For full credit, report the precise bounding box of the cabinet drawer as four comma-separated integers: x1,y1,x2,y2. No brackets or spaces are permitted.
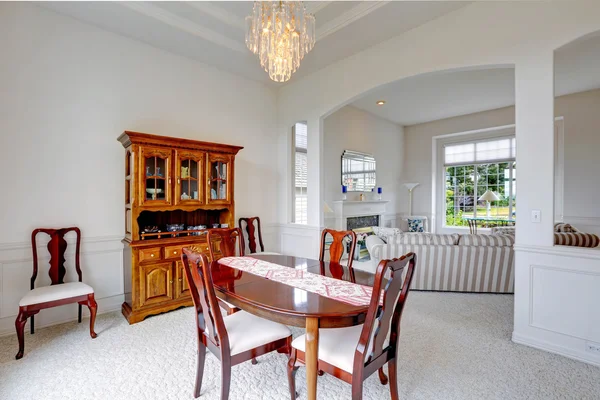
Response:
164,245,184,260
139,247,162,263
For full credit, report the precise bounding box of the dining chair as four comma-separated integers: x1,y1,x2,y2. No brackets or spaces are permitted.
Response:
238,216,280,255
287,253,417,400
207,228,245,316
15,227,98,360
181,248,295,400
319,228,358,269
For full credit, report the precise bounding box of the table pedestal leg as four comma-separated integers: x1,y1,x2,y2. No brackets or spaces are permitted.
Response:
306,317,319,400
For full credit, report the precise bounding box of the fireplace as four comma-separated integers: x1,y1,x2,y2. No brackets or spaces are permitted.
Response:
347,215,379,230
331,200,388,230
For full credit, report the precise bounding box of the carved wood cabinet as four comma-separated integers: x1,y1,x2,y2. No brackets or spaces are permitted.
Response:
118,131,243,324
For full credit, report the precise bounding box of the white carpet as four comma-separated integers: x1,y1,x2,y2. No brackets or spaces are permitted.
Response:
1,292,598,400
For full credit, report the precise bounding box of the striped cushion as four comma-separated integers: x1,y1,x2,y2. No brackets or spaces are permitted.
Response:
554,223,579,233
430,234,460,245
389,233,459,246
554,232,600,247
459,234,515,247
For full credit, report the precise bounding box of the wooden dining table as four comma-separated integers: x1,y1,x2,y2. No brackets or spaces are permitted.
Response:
210,254,375,400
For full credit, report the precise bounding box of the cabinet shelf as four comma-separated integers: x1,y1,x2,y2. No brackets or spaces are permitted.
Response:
146,175,166,179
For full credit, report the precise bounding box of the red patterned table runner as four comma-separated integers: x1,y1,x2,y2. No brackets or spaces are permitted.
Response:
218,256,377,307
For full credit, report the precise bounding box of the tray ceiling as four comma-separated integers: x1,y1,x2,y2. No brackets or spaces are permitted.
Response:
37,1,469,86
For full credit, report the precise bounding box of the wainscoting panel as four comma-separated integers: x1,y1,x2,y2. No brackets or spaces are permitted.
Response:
530,265,600,341
513,245,600,367
277,224,322,259
0,235,125,337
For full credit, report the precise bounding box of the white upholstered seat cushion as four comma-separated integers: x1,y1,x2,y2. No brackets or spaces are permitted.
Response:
223,310,292,355
292,325,363,373
19,282,94,307
292,324,390,373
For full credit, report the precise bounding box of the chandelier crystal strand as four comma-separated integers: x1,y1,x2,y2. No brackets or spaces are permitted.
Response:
245,1,316,83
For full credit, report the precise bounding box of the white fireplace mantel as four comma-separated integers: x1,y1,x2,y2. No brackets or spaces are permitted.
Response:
332,200,388,230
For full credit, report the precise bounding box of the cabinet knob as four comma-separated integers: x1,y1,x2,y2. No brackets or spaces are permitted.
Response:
173,251,177,255
178,278,182,282
169,280,173,284
151,254,155,257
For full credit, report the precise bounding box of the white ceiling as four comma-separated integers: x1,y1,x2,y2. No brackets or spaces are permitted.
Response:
352,31,600,126
37,1,469,86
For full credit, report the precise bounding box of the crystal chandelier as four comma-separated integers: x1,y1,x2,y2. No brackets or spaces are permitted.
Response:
245,1,316,83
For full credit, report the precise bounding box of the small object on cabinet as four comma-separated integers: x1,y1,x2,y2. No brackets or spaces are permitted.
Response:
146,166,152,176
156,167,162,177
193,190,198,199
221,223,229,228
211,188,217,199
146,188,163,200
212,223,220,228
181,166,189,179
181,192,190,200
359,193,365,201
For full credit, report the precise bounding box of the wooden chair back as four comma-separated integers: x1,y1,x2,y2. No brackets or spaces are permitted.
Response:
238,217,264,253
31,227,82,289
181,248,229,351
355,253,416,371
319,229,357,266
207,228,245,259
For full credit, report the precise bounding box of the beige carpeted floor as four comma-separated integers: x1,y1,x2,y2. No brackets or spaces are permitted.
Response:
1,292,598,400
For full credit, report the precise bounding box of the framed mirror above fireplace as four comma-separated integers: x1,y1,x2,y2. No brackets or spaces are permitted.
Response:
341,150,376,192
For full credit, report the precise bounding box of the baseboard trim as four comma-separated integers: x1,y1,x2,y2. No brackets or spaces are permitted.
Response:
512,331,600,367
0,293,124,337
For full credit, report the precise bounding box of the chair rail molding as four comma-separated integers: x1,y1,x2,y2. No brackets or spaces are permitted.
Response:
0,235,125,337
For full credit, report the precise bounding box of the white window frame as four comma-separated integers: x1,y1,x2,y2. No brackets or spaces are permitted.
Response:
291,122,308,224
432,125,516,233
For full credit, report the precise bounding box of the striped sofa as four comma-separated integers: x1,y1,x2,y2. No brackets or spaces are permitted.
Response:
368,233,515,293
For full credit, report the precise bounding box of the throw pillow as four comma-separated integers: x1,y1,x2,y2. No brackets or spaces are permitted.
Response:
371,226,402,243
407,218,425,233
554,223,579,233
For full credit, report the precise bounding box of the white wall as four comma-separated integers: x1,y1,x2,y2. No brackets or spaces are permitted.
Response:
276,1,600,366
402,88,600,235
0,3,278,335
323,106,404,227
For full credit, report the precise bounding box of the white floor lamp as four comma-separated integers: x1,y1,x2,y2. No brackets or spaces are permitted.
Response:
403,183,420,216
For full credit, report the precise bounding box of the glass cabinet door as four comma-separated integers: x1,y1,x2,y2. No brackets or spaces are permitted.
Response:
175,150,204,205
140,147,171,205
207,154,231,204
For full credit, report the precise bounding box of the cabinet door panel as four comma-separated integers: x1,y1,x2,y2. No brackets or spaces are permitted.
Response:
206,153,232,204
175,261,191,299
139,262,173,307
140,146,172,206
175,150,205,206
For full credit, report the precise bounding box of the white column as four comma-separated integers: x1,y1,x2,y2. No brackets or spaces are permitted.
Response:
306,115,323,227
514,52,555,247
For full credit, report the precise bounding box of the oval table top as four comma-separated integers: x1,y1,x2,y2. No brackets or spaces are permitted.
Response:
210,254,376,328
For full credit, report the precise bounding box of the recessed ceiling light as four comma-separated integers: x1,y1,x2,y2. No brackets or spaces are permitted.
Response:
376,100,386,105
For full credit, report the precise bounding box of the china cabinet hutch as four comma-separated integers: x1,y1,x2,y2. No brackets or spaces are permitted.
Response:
117,131,243,324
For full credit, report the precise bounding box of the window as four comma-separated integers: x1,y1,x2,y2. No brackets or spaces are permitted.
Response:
444,137,516,227
292,122,308,224
341,150,376,192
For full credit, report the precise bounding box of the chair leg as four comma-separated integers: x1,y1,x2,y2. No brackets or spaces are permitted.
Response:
80,294,98,339
78,304,82,323
378,367,389,385
194,342,207,398
251,357,258,365
15,308,28,360
388,360,399,400
30,314,35,335
287,349,299,400
220,359,232,400
351,380,363,400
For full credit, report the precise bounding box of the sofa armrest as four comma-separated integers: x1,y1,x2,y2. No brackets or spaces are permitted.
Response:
366,235,385,260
